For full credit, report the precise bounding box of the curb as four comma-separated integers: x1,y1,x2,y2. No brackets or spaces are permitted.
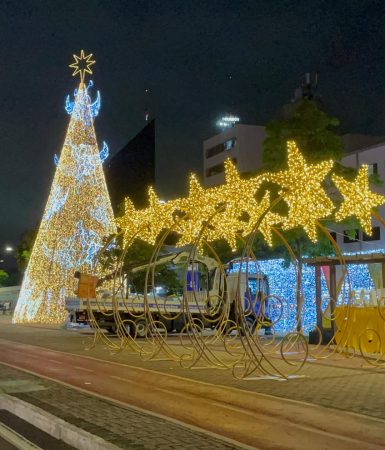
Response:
0,394,120,450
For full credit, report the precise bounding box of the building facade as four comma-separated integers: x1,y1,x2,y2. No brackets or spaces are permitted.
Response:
203,124,266,187
105,119,155,210
336,141,385,253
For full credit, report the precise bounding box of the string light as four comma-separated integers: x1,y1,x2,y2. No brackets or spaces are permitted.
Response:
14,57,385,328
228,258,374,334
268,141,334,242
332,165,385,235
116,141,384,256
13,52,116,324
176,174,221,247
69,49,96,84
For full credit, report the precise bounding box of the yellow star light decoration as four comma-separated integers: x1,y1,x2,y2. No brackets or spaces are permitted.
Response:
244,191,283,247
115,197,142,246
332,165,385,235
138,187,180,244
69,50,96,83
116,140,385,255
176,175,220,247
116,188,179,246
205,160,263,250
269,141,334,242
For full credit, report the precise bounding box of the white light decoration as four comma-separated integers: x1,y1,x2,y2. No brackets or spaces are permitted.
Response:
216,115,240,129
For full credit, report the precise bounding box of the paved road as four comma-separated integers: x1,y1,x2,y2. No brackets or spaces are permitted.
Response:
1,338,385,450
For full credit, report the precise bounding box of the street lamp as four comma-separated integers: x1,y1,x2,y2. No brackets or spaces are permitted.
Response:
5,246,13,253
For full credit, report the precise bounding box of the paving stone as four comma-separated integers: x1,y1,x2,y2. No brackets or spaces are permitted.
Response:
0,365,241,449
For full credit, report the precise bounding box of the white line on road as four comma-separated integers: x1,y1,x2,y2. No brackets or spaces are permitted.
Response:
73,366,94,373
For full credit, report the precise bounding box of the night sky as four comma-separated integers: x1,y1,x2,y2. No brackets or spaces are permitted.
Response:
2,0,385,253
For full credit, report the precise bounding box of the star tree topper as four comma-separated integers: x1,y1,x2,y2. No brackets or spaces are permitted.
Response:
332,165,385,235
69,50,96,84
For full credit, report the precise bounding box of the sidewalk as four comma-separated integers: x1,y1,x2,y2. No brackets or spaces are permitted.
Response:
0,363,245,450
1,319,385,422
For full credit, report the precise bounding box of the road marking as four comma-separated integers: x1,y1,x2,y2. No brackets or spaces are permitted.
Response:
109,375,135,383
48,359,62,365
73,366,93,373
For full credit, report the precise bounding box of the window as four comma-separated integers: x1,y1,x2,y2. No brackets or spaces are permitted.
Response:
224,138,236,151
206,138,236,159
343,229,359,243
363,226,380,241
329,231,337,242
206,158,237,177
368,163,378,175
206,163,225,177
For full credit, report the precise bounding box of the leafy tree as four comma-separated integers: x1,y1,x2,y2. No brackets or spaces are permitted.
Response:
0,269,9,287
15,228,38,272
263,99,343,170
99,232,182,296
262,99,344,330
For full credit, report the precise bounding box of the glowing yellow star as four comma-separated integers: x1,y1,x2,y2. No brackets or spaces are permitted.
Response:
205,206,246,251
270,141,334,242
138,187,179,244
176,175,220,247
332,165,385,235
204,159,263,250
115,198,141,246
69,50,96,83
218,159,262,211
244,191,283,247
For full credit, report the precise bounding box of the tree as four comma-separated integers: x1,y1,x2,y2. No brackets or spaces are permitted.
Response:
263,99,343,170
0,270,9,287
262,99,343,330
15,227,38,272
13,52,116,324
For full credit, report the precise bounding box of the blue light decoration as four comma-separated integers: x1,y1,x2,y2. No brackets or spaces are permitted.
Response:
44,186,69,222
90,90,101,118
54,154,60,166
43,221,103,270
99,141,109,163
90,198,110,228
65,85,100,128
228,257,376,334
65,94,75,115
71,143,98,182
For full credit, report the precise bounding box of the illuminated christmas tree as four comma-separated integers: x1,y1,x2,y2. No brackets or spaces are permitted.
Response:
13,51,116,324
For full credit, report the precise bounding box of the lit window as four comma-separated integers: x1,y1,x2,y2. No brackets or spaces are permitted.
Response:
224,138,236,151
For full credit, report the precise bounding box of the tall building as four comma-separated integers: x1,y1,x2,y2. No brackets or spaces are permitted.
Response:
203,124,266,187
106,119,155,210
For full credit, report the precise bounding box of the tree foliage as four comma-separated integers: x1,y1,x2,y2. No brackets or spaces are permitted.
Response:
263,99,343,171
15,228,38,272
0,269,9,287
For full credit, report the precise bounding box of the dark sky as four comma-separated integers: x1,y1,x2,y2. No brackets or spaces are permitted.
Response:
2,0,385,252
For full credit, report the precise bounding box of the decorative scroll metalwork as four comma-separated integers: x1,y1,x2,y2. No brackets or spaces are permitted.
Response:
82,141,385,378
